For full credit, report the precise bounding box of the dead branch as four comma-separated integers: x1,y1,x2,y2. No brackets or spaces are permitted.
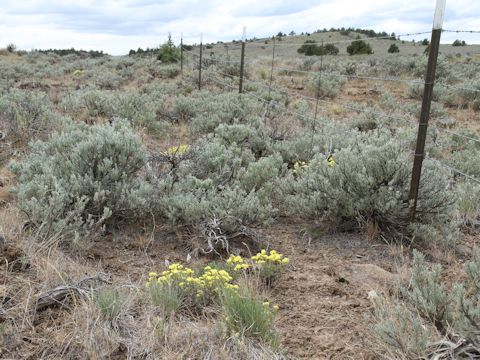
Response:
35,272,112,312
427,338,480,359
193,216,259,256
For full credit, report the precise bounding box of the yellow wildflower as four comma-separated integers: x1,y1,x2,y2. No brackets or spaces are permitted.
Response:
165,144,190,156
327,155,335,167
234,263,249,271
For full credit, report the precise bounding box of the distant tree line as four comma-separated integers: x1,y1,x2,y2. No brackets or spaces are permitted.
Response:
314,27,396,39
35,48,106,58
128,47,158,56
128,45,193,57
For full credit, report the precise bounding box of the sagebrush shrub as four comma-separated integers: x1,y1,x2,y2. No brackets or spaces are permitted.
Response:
370,250,480,357
189,93,263,135
0,89,52,141
11,119,152,239
458,79,480,110
309,73,346,98
281,130,459,245
151,133,277,252
370,298,434,359
450,147,480,178
94,70,122,90
455,181,480,228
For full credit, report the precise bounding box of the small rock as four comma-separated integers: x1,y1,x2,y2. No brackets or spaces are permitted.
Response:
339,263,399,291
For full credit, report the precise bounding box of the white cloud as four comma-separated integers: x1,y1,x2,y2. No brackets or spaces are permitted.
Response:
0,0,478,55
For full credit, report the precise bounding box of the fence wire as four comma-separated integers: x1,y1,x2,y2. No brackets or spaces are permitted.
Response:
183,28,480,190
429,158,480,185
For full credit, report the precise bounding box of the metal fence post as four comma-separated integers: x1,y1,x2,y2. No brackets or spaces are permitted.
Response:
268,36,276,98
198,33,203,91
313,40,324,130
180,33,183,76
409,0,446,221
239,26,246,93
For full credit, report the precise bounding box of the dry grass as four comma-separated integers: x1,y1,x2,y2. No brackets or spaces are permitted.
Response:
1,203,285,359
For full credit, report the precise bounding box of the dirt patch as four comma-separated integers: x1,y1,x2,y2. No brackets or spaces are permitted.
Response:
259,225,406,359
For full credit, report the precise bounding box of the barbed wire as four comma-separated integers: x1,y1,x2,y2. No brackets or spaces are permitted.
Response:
186,51,246,65
442,29,480,34
272,66,424,84
200,63,480,192
185,50,480,99
186,30,480,152
429,158,480,185
435,82,480,94
438,129,480,145
208,66,418,127
206,73,418,157
212,64,419,122
209,74,321,125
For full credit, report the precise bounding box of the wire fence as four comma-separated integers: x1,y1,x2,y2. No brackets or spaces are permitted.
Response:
181,25,480,195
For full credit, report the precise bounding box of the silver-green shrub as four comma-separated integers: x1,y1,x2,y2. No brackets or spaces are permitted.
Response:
189,93,263,135
309,73,346,99
370,250,480,358
281,129,458,245
151,134,278,253
0,89,53,141
455,181,480,228
61,89,168,133
450,148,480,178
458,79,480,110
10,119,152,239
369,298,435,359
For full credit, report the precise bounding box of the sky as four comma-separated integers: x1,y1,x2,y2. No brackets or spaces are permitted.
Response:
1,0,479,55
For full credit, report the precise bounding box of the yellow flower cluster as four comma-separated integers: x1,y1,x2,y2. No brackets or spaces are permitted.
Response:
327,155,335,167
145,264,194,288
293,160,308,174
262,301,280,311
165,144,189,156
146,263,238,297
198,266,239,291
252,249,289,265
226,255,249,271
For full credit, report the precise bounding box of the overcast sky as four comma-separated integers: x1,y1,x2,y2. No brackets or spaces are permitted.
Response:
1,0,479,55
